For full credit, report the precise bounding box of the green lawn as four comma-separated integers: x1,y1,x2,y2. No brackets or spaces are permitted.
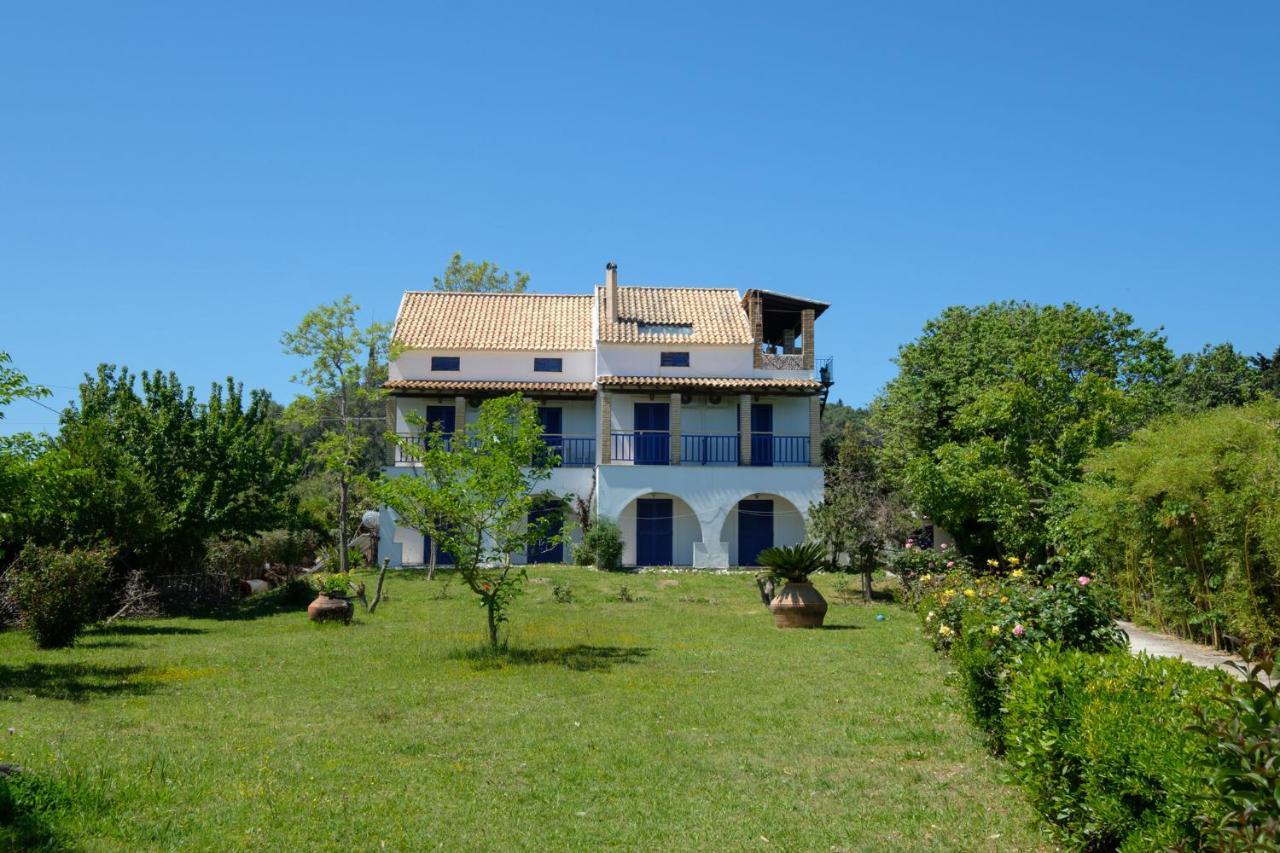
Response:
1,567,1047,851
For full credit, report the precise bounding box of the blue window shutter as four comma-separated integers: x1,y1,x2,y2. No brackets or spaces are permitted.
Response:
660,351,690,367
533,357,563,372
431,356,460,371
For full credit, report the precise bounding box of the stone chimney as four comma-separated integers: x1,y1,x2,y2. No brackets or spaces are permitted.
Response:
605,261,618,322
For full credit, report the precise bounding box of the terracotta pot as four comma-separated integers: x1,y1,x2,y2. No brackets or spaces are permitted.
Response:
307,594,353,624
769,581,828,629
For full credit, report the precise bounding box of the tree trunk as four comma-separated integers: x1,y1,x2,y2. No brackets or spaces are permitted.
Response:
338,470,350,574
486,600,499,647
862,568,874,602
428,538,438,581
369,558,389,613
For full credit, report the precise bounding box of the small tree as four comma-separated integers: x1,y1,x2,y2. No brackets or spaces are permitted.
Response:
378,395,560,646
433,252,529,293
282,297,390,573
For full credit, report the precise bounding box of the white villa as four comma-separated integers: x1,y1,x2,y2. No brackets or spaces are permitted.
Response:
377,263,833,568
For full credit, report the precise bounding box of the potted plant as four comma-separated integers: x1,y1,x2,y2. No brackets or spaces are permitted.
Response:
759,543,829,628
307,572,354,624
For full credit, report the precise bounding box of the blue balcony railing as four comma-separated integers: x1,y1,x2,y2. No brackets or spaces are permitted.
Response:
751,435,810,466
396,433,595,467
681,434,738,465
611,431,670,465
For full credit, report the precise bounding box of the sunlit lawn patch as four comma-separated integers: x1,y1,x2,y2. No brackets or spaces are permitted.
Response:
0,567,1047,850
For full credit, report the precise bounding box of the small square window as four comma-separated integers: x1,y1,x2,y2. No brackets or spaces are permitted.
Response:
533,357,563,373
660,351,690,367
431,356,460,372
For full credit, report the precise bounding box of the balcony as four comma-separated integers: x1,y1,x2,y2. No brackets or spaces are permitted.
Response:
610,432,810,466
393,433,595,467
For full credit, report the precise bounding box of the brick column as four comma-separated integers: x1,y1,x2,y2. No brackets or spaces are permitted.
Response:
453,396,467,438
599,393,612,464
384,396,397,465
801,309,815,371
751,295,764,368
669,392,682,464
738,393,753,465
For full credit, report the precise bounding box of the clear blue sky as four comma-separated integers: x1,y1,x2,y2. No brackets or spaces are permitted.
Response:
2,2,1277,433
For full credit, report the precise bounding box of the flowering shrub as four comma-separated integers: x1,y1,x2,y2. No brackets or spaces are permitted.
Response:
892,541,971,606
916,565,1126,744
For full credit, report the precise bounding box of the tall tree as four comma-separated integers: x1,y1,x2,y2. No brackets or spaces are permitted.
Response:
1254,346,1280,398
433,252,530,293
0,350,48,421
874,302,1176,561
1172,343,1260,411
281,297,391,572
379,395,559,647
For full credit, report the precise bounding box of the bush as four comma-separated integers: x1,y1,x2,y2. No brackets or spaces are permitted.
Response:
572,537,595,566
1194,653,1280,849
1004,649,1225,850
892,543,971,606
7,544,112,648
203,530,320,579
581,519,623,571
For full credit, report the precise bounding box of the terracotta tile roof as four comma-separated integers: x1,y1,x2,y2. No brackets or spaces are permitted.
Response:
384,379,595,394
394,292,594,351
597,286,754,345
597,376,821,393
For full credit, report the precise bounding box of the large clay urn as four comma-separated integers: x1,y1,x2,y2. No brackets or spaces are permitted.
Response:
770,581,828,629
307,594,353,624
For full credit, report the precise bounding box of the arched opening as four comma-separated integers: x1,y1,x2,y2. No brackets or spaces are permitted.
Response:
718,493,806,567
616,492,699,567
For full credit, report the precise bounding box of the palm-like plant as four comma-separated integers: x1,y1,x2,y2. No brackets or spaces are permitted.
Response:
758,542,827,583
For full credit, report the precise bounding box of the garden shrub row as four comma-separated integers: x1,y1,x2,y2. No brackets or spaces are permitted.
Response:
907,555,1280,850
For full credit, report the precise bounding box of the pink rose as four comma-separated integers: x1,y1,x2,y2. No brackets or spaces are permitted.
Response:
946,560,955,568
940,543,949,550
1077,576,1091,586
1012,623,1025,637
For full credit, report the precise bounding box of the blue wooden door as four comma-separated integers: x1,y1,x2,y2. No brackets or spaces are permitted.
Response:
636,498,673,565
425,404,456,433
526,500,564,564
537,406,563,465
738,499,774,565
750,404,773,466
634,403,670,465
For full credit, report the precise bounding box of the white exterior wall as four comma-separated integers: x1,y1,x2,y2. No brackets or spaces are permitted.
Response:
394,397,594,438
596,343,812,381
596,464,822,567
391,349,594,382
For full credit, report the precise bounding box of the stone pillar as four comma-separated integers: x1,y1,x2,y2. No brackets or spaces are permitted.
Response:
599,393,612,464
669,392,682,464
751,294,764,368
738,393,753,465
801,309,815,370
453,396,467,438
809,395,822,467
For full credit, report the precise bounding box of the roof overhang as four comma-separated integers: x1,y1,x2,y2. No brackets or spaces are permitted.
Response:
383,379,595,399
596,375,821,395
741,289,830,319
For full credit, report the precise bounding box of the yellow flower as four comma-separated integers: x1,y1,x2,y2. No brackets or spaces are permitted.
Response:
1008,556,1021,566
1000,596,1009,604
1010,569,1024,579
921,574,932,583
986,559,999,568
938,625,954,637
964,588,976,599
925,611,936,622
990,625,1001,635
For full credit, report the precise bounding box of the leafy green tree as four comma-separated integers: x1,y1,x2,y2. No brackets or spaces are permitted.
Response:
432,252,529,293
0,350,48,420
818,400,865,464
874,302,1176,561
378,395,560,646
813,417,910,600
1172,343,1260,411
49,366,301,572
1254,346,1280,398
282,297,391,573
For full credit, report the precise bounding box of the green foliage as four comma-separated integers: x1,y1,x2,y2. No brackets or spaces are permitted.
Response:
580,518,623,571
202,530,320,579
1053,399,1280,649
1254,346,1280,398
1173,343,1261,412
281,296,391,573
551,582,574,604
7,543,113,648
1194,652,1280,850
916,565,1126,744
875,301,1176,561
890,543,970,606
757,542,827,583
0,350,49,421
378,395,560,645
2,368,299,583
432,252,529,293
311,572,353,598
1004,650,1224,851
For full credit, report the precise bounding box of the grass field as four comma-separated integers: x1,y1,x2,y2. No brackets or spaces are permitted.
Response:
1,567,1047,850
